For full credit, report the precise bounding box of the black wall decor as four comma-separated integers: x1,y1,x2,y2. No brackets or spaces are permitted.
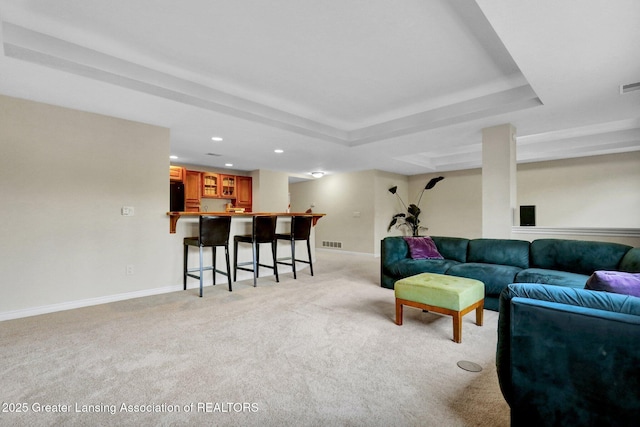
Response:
520,205,536,226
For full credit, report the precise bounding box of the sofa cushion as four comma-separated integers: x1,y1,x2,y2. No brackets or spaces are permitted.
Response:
530,239,632,275
467,239,530,269
619,247,640,273
387,258,461,277
515,268,588,289
430,236,469,262
446,262,522,296
403,236,443,259
585,270,640,297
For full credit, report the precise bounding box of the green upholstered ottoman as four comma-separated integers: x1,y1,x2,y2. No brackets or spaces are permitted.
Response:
394,273,484,343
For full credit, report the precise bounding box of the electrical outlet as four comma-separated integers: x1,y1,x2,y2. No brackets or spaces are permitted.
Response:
126,265,135,276
121,206,135,216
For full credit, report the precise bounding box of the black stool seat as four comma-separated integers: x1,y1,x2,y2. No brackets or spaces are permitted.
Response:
234,215,279,286
184,215,232,297
276,215,314,279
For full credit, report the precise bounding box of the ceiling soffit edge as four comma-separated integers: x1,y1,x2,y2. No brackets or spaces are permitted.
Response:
517,118,640,145
347,86,542,146
392,121,640,172
1,22,348,144
3,21,543,148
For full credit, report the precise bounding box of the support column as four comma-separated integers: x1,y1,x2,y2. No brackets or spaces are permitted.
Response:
482,124,517,238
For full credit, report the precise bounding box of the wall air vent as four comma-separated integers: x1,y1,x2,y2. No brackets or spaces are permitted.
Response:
322,241,342,249
620,81,640,94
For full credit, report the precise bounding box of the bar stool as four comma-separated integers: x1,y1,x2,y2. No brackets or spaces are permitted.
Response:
184,215,232,297
234,215,279,286
276,215,314,279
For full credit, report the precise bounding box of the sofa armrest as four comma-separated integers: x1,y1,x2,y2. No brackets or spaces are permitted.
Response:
381,237,409,267
497,283,640,425
498,282,640,315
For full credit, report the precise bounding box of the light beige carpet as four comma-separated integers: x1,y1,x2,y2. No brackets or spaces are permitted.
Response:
0,251,509,426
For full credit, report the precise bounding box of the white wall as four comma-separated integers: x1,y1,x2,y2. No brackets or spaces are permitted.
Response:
0,95,319,320
0,95,176,315
289,171,373,253
252,169,289,212
409,169,483,239
517,153,640,228
290,170,407,255
375,171,410,249
3,94,637,318
291,170,376,253
409,151,640,246
290,151,640,255
513,153,640,246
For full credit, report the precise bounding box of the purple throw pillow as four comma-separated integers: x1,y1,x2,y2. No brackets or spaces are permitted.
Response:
403,237,444,260
585,270,640,297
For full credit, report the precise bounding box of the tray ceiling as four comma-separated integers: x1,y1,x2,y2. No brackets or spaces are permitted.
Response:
1,0,638,177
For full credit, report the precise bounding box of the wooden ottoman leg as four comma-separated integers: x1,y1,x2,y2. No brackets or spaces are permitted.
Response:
476,300,484,326
395,299,403,326
452,311,462,343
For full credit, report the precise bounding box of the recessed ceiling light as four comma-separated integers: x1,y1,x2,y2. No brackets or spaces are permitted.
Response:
225,163,233,167
274,149,284,153
169,155,178,160
310,171,325,178
211,136,223,141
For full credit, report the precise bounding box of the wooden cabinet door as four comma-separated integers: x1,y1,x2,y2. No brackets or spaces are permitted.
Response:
220,174,236,198
185,170,201,212
201,173,219,198
236,176,252,211
169,166,184,182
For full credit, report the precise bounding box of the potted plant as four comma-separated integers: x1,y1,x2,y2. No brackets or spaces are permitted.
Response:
387,176,444,237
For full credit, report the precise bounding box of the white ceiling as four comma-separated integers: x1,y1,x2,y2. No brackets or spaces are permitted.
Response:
1,0,639,181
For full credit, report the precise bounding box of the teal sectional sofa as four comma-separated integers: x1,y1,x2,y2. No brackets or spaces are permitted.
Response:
380,236,640,311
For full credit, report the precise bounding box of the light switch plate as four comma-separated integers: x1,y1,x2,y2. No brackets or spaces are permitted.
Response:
121,206,135,216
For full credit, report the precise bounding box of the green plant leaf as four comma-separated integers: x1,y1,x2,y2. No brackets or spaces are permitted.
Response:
407,204,421,217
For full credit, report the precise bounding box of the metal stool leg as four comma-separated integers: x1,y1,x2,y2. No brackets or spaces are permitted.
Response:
183,244,188,289
212,246,217,286
198,245,204,298
307,238,314,276
225,244,232,291
272,241,279,282
233,240,238,282
252,241,258,286
290,238,297,279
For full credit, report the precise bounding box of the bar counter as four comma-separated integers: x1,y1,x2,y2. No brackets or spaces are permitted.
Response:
166,211,325,234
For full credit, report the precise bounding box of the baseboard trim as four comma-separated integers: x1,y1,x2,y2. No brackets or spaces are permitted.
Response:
0,285,182,322
0,255,357,322
316,248,375,257
1,265,304,322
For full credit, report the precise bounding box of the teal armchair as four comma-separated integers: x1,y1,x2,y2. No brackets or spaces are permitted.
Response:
497,283,640,426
